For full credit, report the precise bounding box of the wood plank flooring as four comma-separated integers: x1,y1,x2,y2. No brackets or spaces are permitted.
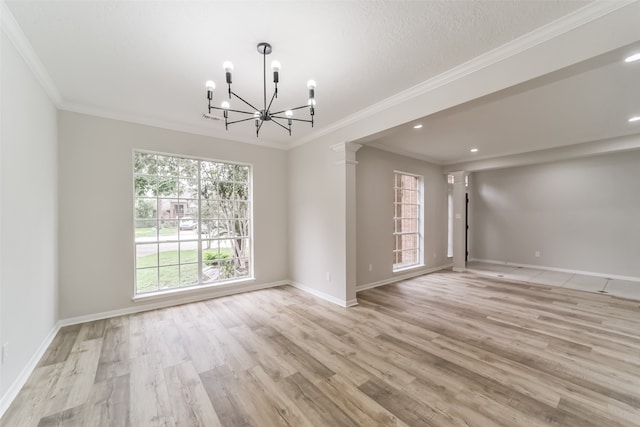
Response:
2,270,640,426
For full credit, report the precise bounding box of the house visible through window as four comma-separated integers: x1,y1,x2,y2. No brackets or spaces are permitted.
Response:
133,151,252,295
393,171,423,271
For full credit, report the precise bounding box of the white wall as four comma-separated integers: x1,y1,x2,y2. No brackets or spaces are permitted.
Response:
57,111,288,319
0,32,58,397
288,138,349,304
356,146,450,287
470,149,640,278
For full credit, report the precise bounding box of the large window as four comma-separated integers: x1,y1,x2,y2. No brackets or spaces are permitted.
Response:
393,171,423,271
133,151,252,295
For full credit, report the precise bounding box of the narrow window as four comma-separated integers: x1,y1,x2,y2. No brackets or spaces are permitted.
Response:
393,171,423,271
133,151,252,295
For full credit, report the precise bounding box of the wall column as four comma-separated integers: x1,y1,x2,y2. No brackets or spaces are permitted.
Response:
451,171,467,272
331,141,362,306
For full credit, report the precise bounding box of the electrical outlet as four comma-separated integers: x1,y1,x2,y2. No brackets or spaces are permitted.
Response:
2,343,8,364
369,264,373,272
325,272,331,281
535,251,541,258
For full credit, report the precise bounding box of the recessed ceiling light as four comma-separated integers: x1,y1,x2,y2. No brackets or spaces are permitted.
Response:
629,116,640,122
624,53,640,63
470,148,479,153
413,124,423,129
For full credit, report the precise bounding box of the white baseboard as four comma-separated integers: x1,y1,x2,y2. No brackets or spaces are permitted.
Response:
288,281,355,307
0,323,61,418
469,258,640,283
356,263,453,292
59,280,288,327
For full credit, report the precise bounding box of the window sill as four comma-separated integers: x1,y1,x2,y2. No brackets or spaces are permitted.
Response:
393,264,425,274
132,277,256,302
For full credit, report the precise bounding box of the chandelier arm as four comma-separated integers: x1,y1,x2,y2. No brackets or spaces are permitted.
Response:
270,105,310,116
230,90,261,113
266,90,278,116
209,106,256,116
270,118,290,132
226,116,259,126
272,116,313,124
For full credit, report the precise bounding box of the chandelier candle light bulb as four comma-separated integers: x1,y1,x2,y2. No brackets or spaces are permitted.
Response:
221,101,230,118
223,61,234,85
204,42,316,137
271,60,281,84
307,79,316,99
206,81,215,100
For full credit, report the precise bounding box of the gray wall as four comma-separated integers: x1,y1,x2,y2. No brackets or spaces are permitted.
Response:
356,146,450,287
1,33,58,398
288,138,348,303
470,149,640,277
57,111,289,319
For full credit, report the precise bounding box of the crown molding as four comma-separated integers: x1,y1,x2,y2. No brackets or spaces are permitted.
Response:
59,101,289,151
3,0,634,155
0,0,62,105
330,142,362,153
0,0,290,150
289,0,636,149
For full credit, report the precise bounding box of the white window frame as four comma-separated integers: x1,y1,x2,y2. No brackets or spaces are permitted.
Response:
393,171,424,272
132,150,254,298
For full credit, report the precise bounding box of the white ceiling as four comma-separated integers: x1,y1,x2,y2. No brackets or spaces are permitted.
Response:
4,0,640,165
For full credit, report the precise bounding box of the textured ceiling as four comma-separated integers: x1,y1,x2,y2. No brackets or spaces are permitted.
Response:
5,0,593,149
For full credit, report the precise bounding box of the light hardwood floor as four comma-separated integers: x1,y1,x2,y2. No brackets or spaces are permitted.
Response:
2,271,640,426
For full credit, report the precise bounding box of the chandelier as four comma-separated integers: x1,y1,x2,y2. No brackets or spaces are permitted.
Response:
205,42,316,137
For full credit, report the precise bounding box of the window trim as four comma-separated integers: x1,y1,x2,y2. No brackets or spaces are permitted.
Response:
131,277,257,302
392,170,424,272
132,149,255,298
